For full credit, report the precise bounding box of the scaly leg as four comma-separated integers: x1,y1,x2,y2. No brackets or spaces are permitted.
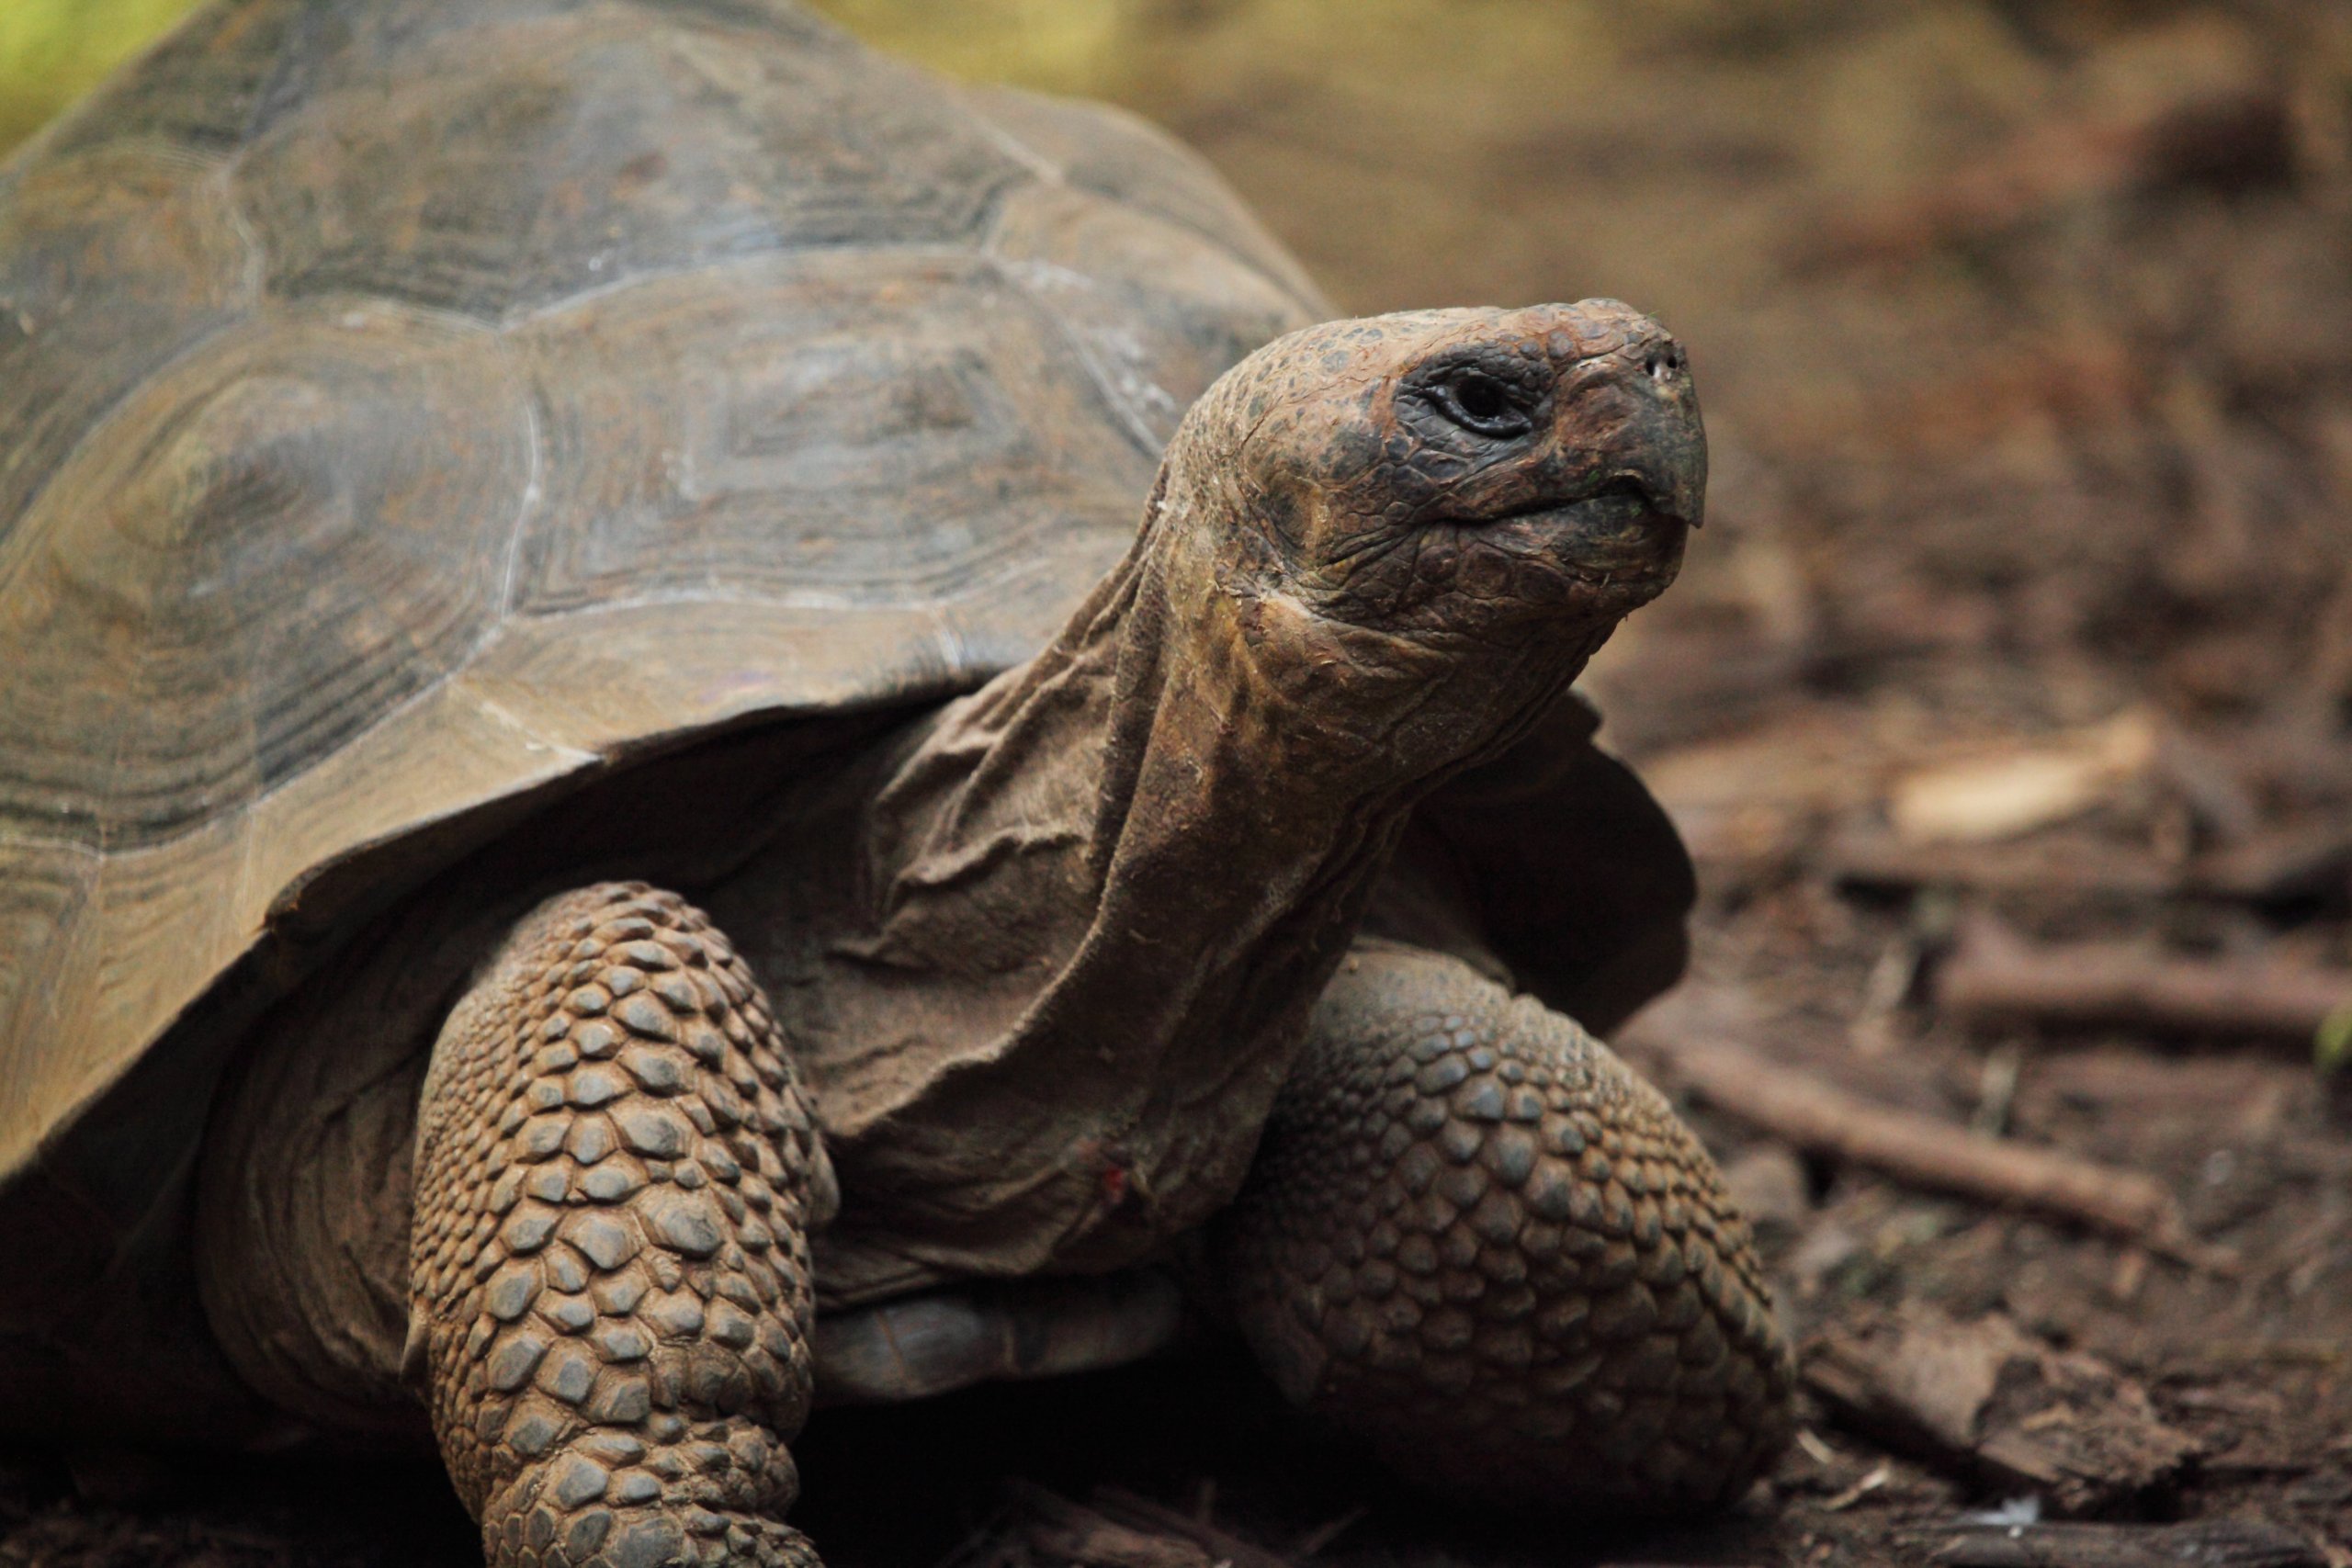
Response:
1216,942,1792,1510
409,884,838,1568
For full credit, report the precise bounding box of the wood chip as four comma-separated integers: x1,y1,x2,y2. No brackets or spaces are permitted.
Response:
1804,1303,2201,1515
1887,712,2156,845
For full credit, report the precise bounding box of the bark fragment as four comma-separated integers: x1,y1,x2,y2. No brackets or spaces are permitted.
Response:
1804,1303,2200,1515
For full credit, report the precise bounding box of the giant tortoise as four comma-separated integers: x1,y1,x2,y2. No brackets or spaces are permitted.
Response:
0,0,1792,1562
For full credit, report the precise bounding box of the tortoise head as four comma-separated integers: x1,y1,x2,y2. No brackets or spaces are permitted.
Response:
1150,299,1702,774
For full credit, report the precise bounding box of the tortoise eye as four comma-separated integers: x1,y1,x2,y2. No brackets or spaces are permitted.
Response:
1427,369,1533,438
1454,375,1508,421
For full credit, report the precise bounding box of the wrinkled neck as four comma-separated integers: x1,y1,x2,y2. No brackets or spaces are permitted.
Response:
789,472,1606,1298
866,470,1510,1038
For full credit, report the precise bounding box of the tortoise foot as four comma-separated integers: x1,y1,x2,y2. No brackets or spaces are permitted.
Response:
1215,942,1792,1511
410,885,837,1568
479,1415,820,1568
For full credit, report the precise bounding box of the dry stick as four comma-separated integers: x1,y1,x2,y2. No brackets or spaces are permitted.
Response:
1289,1508,1366,1560
1937,919,2352,1043
1636,1033,2234,1271
1823,822,2352,906
1092,1486,1298,1568
1008,1483,1217,1568
1826,828,2180,900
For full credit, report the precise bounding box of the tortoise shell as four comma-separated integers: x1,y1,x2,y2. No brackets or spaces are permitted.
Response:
0,0,1323,1184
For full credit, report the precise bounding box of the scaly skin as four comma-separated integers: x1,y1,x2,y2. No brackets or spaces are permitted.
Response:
1216,943,1792,1509
410,885,836,1568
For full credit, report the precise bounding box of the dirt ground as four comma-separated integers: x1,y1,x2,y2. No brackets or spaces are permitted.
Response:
6,2,2351,1566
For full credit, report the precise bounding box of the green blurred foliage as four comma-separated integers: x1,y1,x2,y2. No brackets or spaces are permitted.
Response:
0,0,208,152
811,0,1128,94
0,0,1133,156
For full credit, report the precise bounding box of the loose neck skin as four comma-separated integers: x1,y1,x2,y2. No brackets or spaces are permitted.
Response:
736,299,1699,1303
755,441,1611,1303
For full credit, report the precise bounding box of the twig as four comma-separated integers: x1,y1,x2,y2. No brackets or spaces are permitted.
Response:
938,1507,1032,1568
1935,917,2352,1043
2189,1339,2346,1369
1825,828,2177,900
1823,823,2352,907
1289,1509,1364,1560
1007,1483,1215,1568
1092,1487,1296,1568
2194,822,2352,905
1634,1032,2232,1270
1821,1462,1892,1512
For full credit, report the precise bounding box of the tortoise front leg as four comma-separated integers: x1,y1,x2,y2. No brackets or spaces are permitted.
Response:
1214,943,1792,1510
410,884,837,1568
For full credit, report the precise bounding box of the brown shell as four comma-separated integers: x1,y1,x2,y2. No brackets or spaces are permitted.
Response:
0,0,1324,1179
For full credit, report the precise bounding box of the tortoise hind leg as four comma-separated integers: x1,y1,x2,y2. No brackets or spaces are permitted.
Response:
1213,942,1792,1511
410,884,836,1568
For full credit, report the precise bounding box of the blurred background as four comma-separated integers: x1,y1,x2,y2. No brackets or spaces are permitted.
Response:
6,4,2352,1564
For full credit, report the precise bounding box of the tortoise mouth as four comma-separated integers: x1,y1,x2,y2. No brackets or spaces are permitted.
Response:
1453,480,1690,594
1300,478,1690,633
1472,476,1689,534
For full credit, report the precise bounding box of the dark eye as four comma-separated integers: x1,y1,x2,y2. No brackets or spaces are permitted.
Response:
1428,369,1532,437
1456,375,1509,420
